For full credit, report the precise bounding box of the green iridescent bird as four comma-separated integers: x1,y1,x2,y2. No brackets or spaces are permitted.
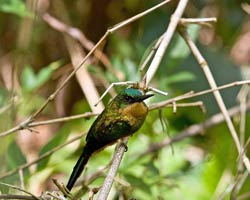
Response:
66,88,153,191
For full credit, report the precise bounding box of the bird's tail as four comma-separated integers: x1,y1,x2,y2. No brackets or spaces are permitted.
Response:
66,148,91,191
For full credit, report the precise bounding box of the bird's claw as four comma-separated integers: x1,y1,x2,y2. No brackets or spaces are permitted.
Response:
121,142,128,152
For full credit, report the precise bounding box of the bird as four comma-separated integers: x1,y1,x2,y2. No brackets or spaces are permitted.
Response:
66,88,153,191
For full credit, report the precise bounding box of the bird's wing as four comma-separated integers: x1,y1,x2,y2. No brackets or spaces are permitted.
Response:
85,119,131,153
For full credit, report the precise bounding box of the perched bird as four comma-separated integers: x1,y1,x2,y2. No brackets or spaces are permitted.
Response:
66,88,153,191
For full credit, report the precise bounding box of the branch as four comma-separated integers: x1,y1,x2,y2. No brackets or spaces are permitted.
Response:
96,89,250,199
107,0,171,33
140,101,250,157
28,112,97,127
2,78,250,181
96,138,128,200
1,79,250,139
0,0,170,139
94,81,250,199
42,13,120,79
179,26,250,172
0,194,38,200
143,0,189,86
0,133,85,179
0,182,40,200
179,17,217,27
237,86,250,171
149,80,250,110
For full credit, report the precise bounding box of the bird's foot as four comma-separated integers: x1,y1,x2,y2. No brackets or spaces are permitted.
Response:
120,142,128,152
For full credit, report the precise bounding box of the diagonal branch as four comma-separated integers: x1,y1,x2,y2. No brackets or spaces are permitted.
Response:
0,133,85,180
142,0,189,86
0,0,170,138
179,26,250,172
139,101,250,157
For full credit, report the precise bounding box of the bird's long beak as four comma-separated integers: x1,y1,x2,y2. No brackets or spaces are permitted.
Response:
135,93,154,102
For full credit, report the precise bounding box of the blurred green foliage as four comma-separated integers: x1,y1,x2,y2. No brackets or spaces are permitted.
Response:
0,0,33,18
21,60,62,92
0,0,249,199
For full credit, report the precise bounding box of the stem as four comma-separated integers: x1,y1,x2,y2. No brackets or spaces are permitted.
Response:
179,27,250,172
96,138,128,200
143,0,189,86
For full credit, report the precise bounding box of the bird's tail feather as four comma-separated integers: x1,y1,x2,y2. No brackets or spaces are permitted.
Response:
66,149,91,191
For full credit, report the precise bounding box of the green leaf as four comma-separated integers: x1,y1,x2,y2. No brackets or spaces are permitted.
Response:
35,60,61,89
144,162,160,177
17,93,44,116
7,141,27,170
21,60,61,91
21,66,37,91
37,124,70,171
166,71,196,84
1,141,27,193
0,0,33,18
125,173,152,195
124,58,140,81
0,88,9,107
169,25,200,59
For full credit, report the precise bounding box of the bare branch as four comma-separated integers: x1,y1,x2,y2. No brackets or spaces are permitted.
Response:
1,80,250,138
0,133,85,179
179,26,250,172
96,138,128,200
179,17,217,27
143,0,189,86
0,0,171,139
0,182,40,200
149,80,250,110
0,194,38,200
140,101,250,157
108,0,171,33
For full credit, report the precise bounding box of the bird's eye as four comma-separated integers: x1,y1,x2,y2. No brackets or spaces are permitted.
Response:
124,95,132,103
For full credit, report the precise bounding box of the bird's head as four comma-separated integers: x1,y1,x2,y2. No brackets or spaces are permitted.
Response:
115,88,153,106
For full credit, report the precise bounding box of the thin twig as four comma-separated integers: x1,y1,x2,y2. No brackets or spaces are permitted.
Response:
0,95,18,115
0,182,40,200
143,0,189,86
1,82,249,191
42,13,119,78
108,0,171,33
28,112,97,127
149,80,250,110
0,133,85,179
237,192,250,200
0,0,170,139
0,30,107,138
139,34,164,72
179,26,250,172
215,170,234,200
231,170,249,199
237,85,250,171
179,17,217,27
3,84,248,179
1,80,250,138
72,167,107,199
52,179,68,198
139,101,250,157
18,168,25,191
0,113,96,137
53,0,104,113
241,3,250,15
44,192,62,200
95,81,250,198
0,194,38,200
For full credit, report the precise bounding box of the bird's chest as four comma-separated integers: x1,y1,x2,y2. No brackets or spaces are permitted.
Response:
119,102,148,131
